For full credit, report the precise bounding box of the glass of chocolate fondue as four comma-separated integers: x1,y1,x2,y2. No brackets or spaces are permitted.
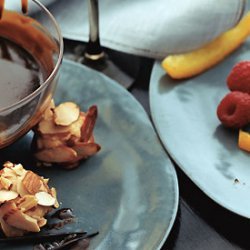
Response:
0,0,63,148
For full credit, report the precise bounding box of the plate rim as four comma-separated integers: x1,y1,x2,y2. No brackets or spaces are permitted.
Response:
61,59,180,249
149,60,250,219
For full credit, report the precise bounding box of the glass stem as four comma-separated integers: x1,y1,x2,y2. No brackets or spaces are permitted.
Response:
84,0,105,60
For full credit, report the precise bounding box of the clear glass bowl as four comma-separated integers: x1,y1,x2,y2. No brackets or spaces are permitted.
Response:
0,0,63,148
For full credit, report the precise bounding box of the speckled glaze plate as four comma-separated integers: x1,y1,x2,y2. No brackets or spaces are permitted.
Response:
149,42,250,218
0,59,179,249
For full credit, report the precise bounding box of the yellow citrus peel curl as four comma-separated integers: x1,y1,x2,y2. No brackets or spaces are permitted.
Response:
162,12,250,79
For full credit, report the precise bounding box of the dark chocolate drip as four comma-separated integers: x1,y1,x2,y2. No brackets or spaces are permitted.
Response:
33,208,97,250
33,233,94,250
51,208,75,220
48,208,76,230
21,0,28,14
1,39,11,61
0,0,4,19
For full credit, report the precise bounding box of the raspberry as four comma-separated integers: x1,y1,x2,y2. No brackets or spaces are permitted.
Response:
227,61,250,93
217,91,250,128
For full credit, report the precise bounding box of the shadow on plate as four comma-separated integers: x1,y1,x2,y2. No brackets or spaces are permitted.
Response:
0,132,34,168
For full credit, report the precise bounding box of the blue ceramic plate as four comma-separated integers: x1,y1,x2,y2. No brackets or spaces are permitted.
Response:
0,59,178,249
149,41,250,218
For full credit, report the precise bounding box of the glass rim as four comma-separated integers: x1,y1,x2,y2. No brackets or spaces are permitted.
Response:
0,0,64,113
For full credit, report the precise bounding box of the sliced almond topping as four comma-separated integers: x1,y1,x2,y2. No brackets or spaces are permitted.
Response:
0,219,24,237
0,190,18,203
0,177,12,190
38,118,71,135
35,192,56,207
43,100,55,120
33,102,100,168
41,132,72,141
3,167,16,178
68,113,84,138
54,102,80,126
73,142,101,160
37,218,47,228
25,205,51,220
35,146,77,163
37,137,65,149
81,106,98,142
43,178,49,185
36,137,44,150
12,164,26,176
67,135,80,147
22,171,44,195
16,195,38,212
3,162,14,168
0,162,58,237
16,177,29,197
4,205,40,233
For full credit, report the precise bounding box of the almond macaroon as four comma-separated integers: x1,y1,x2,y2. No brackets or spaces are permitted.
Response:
0,161,58,237
32,101,101,169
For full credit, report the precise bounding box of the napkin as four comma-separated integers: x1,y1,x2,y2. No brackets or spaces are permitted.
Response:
5,0,57,13
46,0,246,59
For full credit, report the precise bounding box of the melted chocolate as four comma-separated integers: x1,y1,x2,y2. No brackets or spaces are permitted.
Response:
68,238,90,250
0,0,4,18
51,208,75,220
48,208,76,230
33,208,97,250
33,236,90,250
21,0,28,14
0,37,42,109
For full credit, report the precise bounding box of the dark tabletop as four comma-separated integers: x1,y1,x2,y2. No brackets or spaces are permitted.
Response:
64,39,249,250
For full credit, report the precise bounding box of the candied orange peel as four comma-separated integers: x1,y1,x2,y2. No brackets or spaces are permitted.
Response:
162,12,250,79
238,129,250,152
0,162,58,237
32,101,101,169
